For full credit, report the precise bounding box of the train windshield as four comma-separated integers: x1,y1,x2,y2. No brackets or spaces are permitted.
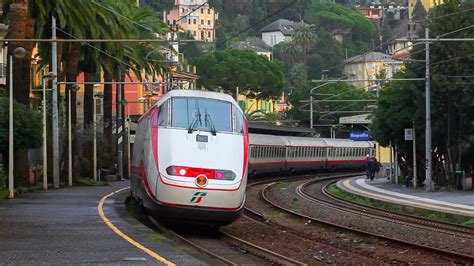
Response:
172,97,238,133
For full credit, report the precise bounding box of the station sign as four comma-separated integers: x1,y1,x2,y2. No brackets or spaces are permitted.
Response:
349,131,370,141
405,128,413,141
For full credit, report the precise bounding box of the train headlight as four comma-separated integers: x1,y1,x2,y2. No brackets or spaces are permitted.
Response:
166,166,236,181
214,170,236,180
178,168,187,176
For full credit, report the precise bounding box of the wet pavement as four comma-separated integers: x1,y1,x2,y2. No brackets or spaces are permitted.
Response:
0,181,210,265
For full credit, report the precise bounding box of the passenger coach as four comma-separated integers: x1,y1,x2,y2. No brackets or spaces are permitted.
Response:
248,134,374,175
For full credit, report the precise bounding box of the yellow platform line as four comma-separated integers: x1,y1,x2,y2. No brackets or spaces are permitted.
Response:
342,179,474,217
98,187,175,265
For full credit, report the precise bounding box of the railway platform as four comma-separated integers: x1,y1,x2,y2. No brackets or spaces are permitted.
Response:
337,176,474,217
0,181,213,265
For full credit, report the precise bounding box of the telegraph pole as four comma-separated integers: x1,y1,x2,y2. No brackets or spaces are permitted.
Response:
310,95,313,129
424,28,433,192
116,68,124,180
51,16,60,188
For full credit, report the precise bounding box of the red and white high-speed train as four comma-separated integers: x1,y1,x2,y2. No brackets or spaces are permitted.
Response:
131,90,248,225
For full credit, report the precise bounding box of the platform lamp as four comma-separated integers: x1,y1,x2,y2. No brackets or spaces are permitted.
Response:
67,84,80,186
42,72,57,190
7,41,26,199
93,93,104,181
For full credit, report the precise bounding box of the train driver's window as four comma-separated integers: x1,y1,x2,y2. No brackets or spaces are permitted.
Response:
172,97,232,133
232,105,245,134
157,100,169,127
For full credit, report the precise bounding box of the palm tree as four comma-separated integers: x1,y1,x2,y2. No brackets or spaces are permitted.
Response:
96,1,168,171
278,39,301,65
292,23,318,84
31,0,101,182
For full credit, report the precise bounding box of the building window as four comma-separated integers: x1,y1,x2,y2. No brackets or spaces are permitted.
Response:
201,19,204,24
208,31,211,37
208,9,210,14
193,18,196,24
201,8,204,14
207,20,211,25
188,19,191,24
270,35,276,45
182,8,185,13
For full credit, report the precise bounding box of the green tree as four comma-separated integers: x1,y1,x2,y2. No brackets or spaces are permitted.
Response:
0,97,42,186
304,2,377,56
192,49,285,99
292,23,318,84
412,0,427,21
371,0,474,186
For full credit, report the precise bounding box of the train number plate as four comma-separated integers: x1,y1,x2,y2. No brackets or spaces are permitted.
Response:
196,135,208,143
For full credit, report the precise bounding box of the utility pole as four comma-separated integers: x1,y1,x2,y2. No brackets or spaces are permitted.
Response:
51,16,60,189
116,68,124,180
310,95,313,129
425,28,433,192
413,121,417,188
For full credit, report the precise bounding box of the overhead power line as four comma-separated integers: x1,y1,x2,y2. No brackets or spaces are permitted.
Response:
216,0,298,48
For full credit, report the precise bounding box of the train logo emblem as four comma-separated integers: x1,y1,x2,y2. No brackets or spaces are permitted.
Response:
195,174,208,187
190,192,207,203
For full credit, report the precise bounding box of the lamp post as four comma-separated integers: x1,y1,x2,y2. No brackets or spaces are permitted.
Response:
8,46,26,199
68,84,80,186
93,93,104,181
138,97,146,113
42,72,57,190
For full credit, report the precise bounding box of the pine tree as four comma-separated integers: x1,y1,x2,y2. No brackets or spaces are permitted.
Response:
412,0,427,20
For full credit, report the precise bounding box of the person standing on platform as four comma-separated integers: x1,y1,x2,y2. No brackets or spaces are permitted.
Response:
367,157,380,181
404,166,413,188
365,155,371,179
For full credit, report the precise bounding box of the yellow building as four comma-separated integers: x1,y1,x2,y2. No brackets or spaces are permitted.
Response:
408,0,444,19
343,52,404,92
163,0,218,42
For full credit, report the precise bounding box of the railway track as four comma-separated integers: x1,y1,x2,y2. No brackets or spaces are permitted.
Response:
148,216,305,265
319,180,474,238
254,175,474,262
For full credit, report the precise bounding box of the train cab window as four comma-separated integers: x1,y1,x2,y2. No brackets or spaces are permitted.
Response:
157,100,169,127
172,97,232,133
232,105,246,134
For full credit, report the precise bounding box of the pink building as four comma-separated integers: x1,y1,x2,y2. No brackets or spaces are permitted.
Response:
163,0,218,42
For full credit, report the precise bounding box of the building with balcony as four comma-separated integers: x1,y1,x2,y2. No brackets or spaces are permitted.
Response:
343,52,404,92
163,0,218,42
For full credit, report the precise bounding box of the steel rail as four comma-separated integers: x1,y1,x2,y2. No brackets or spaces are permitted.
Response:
258,176,474,262
148,216,305,265
320,181,474,238
148,216,236,265
220,231,305,266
